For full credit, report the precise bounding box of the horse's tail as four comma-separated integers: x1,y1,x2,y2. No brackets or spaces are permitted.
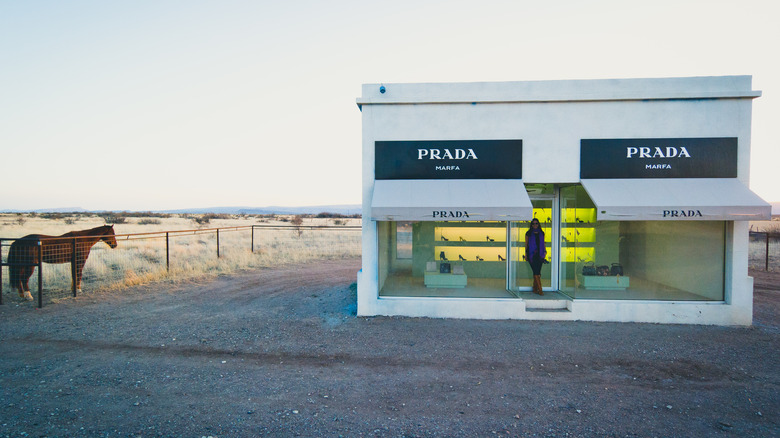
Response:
7,238,36,291
8,240,22,291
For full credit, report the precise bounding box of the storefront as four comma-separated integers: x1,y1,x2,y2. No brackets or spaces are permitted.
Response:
356,76,771,325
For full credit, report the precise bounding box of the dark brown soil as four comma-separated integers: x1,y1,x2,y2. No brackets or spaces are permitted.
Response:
1,260,778,437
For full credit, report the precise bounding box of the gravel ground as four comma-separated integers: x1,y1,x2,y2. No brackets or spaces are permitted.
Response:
0,259,778,437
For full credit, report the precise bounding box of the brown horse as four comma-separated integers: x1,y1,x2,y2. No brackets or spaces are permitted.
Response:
8,225,118,300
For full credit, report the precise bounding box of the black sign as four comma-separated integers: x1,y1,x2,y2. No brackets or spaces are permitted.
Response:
580,138,737,179
375,140,522,180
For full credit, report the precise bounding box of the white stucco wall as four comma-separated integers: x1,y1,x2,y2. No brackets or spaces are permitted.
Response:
357,76,761,325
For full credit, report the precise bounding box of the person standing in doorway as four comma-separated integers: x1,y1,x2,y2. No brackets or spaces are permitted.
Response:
525,218,547,295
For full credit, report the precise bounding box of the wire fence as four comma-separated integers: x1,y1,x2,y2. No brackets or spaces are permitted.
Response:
749,231,780,271
1,224,361,307
4,226,773,307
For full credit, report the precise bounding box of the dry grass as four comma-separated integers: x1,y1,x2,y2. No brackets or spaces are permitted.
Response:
0,213,361,298
748,220,780,271
750,219,780,236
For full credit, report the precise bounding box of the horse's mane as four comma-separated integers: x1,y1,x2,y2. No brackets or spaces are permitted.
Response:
18,225,115,241
61,225,114,238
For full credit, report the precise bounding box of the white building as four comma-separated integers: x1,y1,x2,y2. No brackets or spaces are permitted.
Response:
357,76,770,325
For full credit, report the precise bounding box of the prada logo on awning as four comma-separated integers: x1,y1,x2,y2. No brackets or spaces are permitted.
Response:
417,148,478,160
663,209,703,218
626,146,691,159
433,210,470,219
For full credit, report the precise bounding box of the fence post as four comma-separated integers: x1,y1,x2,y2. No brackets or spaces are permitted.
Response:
251,225,254,253
166,232,170,272
71,238,77,297
217,229,220,258
37,240,43,309
766,232,770,271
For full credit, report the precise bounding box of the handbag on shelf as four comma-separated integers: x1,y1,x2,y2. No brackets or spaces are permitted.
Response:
582,262,596,276
596,265,610,276
440,263,451,274
610,263,624,276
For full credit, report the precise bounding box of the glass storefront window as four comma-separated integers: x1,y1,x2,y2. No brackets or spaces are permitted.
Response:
377,221,513,298
560,185,725,301
378,185,726,302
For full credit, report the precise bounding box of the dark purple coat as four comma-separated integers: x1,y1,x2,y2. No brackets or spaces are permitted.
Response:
525,229,546,261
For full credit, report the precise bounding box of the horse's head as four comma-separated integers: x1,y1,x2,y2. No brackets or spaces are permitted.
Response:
102,225,118,248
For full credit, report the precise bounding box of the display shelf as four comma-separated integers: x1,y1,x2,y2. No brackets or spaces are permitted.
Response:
435,223,505,244
425,222,508,278
561,208,597,224
424,272,468,288
436,241,505,247
561,207,598,264
561,226,595,243
577,274,630,290
434,222,507,263
561,246,595,263
435,245,506,263
430,261,506,278
561,208,623,280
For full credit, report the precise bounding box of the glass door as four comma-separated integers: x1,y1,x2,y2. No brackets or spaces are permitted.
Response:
507,196,557,293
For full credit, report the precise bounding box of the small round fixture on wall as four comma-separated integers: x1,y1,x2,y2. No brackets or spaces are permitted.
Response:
379,85,386,94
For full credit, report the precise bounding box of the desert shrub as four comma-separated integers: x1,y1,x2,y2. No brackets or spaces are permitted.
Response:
40,213,64,220
191,213,230,227
764,224,780,238
192,216,211,226
105,215,128,224
132,212,171,218
316,212,357,219
290,215,304,237
138,218,161,225
98,212,128,224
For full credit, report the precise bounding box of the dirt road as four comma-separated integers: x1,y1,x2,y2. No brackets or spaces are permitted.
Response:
1,260,778,437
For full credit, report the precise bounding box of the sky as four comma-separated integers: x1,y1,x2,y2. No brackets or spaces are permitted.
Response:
1,0,779,211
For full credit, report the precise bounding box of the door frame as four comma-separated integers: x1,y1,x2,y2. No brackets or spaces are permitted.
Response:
506,187,560,293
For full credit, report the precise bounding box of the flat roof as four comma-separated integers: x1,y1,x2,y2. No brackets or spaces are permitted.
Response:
357,76,761,108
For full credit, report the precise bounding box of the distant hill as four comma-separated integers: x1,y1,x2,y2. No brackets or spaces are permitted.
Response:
35,207,89,213
0,207,90,213
160,205,362,216
1,205,362,216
